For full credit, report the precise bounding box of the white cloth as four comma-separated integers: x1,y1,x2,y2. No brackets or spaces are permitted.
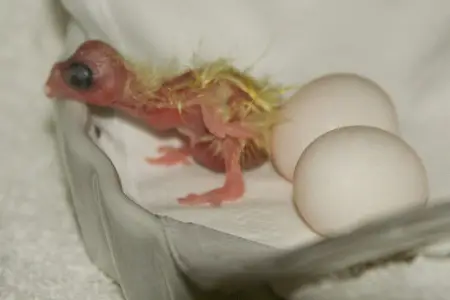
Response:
0,0,122,299
65,0,450,246
34,0,450,299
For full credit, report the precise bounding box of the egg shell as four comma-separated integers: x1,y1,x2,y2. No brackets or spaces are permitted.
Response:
271,73,399,181
293,125,429,237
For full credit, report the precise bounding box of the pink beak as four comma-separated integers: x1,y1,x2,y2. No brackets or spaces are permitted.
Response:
44,66,62,99
44,84,54,98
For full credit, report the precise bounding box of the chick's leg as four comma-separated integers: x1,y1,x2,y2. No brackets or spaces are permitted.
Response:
201,104,255,139
145,128,199,166
178,138,245,206
145,145,191,166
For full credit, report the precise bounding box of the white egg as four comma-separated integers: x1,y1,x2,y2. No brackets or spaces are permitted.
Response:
272,73,399,181
293,125,429,237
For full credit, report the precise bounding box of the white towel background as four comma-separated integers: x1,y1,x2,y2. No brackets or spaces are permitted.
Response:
86,0,450,250
0,1,121,299
3,1,450,299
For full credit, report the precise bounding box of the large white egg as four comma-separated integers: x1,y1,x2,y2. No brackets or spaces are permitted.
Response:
293,125,429,237
272,73,399,181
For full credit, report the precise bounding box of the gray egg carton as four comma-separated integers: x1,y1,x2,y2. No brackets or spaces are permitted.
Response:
53,20,450,300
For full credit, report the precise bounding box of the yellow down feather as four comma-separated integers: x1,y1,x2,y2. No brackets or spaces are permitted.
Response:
124,56,291,153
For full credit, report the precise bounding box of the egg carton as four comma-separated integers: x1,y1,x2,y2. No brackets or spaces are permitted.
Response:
53,20,450,300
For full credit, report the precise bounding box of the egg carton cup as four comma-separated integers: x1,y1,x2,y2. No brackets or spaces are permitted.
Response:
54,20,450,300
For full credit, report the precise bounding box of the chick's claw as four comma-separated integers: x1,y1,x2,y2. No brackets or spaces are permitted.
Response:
145,146,191,166
177,186,243,207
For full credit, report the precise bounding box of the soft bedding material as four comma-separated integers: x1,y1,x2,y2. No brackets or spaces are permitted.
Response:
4,0,450,299
78,0,450,248
0,1,122,299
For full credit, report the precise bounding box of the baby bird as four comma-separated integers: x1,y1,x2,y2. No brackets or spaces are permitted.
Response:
45,40,284,206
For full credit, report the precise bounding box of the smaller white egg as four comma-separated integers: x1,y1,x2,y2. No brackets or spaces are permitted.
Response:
293,125,429,237
272,73,399,181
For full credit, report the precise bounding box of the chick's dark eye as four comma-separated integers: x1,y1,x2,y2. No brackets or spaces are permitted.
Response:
63,62,94,90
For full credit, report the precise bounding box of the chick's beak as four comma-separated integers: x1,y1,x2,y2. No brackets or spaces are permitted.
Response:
44,66,62,99
44,84,54,98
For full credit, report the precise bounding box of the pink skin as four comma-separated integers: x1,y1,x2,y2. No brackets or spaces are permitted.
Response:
145,145,192,166
44,40,266,206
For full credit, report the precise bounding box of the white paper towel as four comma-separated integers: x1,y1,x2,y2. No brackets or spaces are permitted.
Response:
75,0,450,250
91,112,320,249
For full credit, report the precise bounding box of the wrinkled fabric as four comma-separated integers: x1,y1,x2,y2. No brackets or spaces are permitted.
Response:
39,0,450,299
